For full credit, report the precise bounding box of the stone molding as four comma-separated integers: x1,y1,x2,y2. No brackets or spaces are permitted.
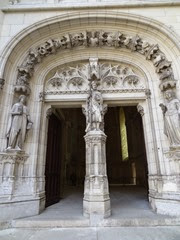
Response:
3,1,180,11
39,88,148,101
15,30,176,95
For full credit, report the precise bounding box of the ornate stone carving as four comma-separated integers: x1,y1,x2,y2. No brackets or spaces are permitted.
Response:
83,59,111,217
46,108,53,119
160,89,180,149
70,32,87,47
145,89,151,99
9,0,20,4
46,65,88,91
0,151,28,197
6,95,33,151
101,64,142,89
39,92,45,102
82,59,107,133
0,78,5,90
137,104,144,116
16,30,176,95
45,61,144,94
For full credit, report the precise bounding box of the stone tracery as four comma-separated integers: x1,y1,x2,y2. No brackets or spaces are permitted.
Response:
45,61,144,93
14,30,176,95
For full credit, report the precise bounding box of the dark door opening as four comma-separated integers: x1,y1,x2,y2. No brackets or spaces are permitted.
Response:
105,106,148,189
45,113,62,207
45,108,86,208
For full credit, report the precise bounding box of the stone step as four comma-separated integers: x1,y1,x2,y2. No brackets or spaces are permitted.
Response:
12,217,180,228
12,219,90,228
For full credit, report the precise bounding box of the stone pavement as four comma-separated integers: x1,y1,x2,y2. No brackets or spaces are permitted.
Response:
11,187,180,228
1,187,180,240
1,227,180,240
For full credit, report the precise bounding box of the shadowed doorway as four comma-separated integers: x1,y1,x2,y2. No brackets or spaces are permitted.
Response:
105,106,149,213
45,108,86,208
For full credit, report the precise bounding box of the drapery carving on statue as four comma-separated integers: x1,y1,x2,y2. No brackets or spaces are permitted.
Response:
6,95,33,152
15,30,176,95
159,90,180,149
45,62,144,94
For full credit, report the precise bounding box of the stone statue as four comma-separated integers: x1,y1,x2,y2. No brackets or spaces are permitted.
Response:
6,95,33,151
160,90,180,148
83,58,107,132
83,80,107,132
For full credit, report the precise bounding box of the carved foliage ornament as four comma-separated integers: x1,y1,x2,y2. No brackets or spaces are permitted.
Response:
14,31,176,95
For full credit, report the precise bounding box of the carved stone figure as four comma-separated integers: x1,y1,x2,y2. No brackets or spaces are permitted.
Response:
83,59,107,132
6,95,33,151
88,58,100,80
160,90,180,148
83,82,104,132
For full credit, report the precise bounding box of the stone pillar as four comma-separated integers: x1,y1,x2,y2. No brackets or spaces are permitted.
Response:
82,58,111,219
83,130,111,219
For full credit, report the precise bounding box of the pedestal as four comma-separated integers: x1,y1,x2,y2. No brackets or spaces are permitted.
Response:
0,150,28,199
149,149,180,216
83,130,111,219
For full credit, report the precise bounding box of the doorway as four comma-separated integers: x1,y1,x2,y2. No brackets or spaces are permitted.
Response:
105,106,149,215
45,108,86,208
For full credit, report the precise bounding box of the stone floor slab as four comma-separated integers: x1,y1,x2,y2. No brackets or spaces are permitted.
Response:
1,227,180,240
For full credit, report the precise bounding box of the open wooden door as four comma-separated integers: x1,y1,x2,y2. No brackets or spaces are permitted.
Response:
45,113,62,207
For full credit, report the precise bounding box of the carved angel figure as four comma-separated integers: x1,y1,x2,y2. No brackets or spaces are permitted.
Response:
6,95,33,151
160,90,180,148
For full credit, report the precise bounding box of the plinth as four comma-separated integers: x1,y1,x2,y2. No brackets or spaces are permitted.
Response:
83,130,111,219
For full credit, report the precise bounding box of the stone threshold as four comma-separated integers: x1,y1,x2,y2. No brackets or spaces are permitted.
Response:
11,217,180,228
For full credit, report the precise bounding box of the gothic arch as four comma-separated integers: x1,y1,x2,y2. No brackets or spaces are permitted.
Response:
0,10,180,89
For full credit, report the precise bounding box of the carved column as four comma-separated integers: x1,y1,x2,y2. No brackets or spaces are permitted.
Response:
83,130,111,218
83,58,111,219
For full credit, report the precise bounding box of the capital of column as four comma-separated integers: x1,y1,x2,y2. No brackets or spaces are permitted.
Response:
84,130,107,143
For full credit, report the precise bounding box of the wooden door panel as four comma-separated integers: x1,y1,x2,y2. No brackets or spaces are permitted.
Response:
45,114,62,207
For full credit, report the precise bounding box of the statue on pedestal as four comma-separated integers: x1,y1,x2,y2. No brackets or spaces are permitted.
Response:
160,89,180,148
83,58,107,132
6,95,33,151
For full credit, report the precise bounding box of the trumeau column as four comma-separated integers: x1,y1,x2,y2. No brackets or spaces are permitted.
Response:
82,58,111,219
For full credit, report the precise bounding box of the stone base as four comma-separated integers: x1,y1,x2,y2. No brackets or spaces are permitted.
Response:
0,195,45,220
149,196,180,217
83,198,111,219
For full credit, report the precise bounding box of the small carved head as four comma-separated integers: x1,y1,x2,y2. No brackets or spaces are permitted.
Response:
164,89,176,101
19,95,26,104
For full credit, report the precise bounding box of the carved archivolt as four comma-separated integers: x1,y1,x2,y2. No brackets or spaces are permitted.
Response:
14,30,176,95
45,62,144,93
